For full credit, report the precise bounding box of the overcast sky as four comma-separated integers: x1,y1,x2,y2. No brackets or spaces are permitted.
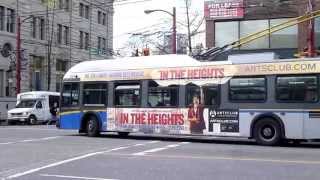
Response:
113,0,204,51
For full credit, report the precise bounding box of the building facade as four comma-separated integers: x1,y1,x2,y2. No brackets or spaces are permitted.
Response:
0,0,113,97
205,0,320,59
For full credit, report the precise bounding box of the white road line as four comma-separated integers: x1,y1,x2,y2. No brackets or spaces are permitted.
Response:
40,174,119,180
0,136,60,145
5,141,159,179
132,142,190,156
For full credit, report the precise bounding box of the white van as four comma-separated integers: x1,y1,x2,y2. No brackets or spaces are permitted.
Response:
7,91,60,125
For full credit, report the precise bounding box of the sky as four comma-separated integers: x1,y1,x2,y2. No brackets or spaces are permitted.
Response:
113,0,205,53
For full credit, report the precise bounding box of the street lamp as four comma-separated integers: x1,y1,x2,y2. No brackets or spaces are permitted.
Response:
144,7,176,54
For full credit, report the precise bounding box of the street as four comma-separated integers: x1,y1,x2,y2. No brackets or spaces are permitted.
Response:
0,126,320,180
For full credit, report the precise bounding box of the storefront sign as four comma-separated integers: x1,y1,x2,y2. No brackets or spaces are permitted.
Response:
204,0,244,19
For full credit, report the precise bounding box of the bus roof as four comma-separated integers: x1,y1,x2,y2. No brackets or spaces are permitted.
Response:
63,55,230,80
63,55,320,85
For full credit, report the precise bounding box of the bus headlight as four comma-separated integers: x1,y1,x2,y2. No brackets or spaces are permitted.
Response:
23,112,30,116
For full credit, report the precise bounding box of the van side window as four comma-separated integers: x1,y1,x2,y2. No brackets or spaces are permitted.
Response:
148,81,178,107
36,101,42,109
115,82,140,107
83,83,107,106
62,83,80,107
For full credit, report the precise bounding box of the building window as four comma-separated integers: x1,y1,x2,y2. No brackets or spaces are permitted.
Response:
79,3,84,17
57,24,62,44
270,19,297,48
229,77,266,102
85,32,89,50
98,11,102,24
148,81,178,107
65,0,70,11
40,18,45,40
97,37,101,49
215,21,239,48
0,6,4,31
240,20,269,49
80,31,84,49
56,59,68,92
276,76,318,102
83,83,107,105
64,26,69,45
80,31,89,50
6,8,15,33
85,5,89,19
102,13,106,25
80,3,89,19
214,18,298,50
30,56,45,91
98,11,106,25
31,17,37,38
115,83,140,107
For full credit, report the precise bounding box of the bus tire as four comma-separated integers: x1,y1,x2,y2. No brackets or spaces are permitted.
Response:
28,115,37,125
118,132,130,137
253,118,281,146
86,116,100,137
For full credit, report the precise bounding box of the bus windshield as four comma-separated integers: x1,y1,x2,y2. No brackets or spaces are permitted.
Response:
16,100,37,108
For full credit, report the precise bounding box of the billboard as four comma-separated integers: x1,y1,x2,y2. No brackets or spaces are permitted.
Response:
204,0,244,20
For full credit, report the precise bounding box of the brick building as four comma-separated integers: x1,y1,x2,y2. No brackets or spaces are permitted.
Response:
205,0,320,59
0,0,113,97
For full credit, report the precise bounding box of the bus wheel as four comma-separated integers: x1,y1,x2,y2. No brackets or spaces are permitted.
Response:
86,116,100,137
118,132,130,137
28,115,37,125
253,118,281,146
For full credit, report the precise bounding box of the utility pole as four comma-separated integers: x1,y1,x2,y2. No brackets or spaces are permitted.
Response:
185,0,192,54
307,0,316,57
172,7,177,54
16,0,21,95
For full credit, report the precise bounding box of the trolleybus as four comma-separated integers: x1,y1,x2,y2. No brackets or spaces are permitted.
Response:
58,54,320,145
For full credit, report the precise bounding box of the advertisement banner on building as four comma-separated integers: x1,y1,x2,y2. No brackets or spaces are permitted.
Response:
204,0,244,20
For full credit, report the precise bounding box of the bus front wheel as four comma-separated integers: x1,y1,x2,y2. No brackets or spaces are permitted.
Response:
28,115,37,125
86,116,100,137
253,118,281,146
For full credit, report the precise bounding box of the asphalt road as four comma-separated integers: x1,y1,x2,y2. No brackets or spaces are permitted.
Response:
1,125,320,180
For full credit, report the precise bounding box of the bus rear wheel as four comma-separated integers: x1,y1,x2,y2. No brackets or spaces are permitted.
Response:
253,118,281,146
86,116,100,137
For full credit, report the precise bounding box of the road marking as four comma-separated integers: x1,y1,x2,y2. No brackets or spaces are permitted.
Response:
40,174,119,180
132,142,190,156
0,136,60,145
5,141,159,179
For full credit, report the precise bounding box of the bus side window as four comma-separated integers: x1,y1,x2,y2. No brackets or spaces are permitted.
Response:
185,84,219,106
148,81,178,107
115,82,141,107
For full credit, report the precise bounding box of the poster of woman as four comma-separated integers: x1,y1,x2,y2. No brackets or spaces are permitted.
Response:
188,95,206,134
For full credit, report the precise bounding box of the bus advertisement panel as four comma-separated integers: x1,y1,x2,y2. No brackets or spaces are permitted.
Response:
106,108,240,136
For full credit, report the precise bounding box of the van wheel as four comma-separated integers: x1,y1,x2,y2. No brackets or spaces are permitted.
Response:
118,132,130,137
28,115,37,125
253,118,281,146
87,116,100,137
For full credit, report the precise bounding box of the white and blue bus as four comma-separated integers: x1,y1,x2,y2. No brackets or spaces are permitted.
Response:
58,54,320,145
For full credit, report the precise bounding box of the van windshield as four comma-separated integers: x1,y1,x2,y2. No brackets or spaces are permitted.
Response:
16,100,37,108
